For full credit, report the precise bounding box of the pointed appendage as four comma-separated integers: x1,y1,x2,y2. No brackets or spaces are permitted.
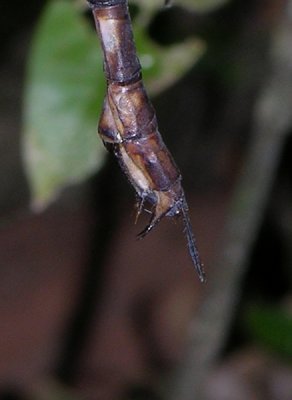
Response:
136,191,206,283
89,0,205,282
181,200,206,283
136,211,164,239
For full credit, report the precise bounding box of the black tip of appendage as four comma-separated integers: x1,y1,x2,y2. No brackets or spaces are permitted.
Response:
181,199,206,283
136,227,150,240
136,219,156,240
87,0,125,8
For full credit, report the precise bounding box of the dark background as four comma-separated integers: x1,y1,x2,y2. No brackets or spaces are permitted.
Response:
0,0,291,399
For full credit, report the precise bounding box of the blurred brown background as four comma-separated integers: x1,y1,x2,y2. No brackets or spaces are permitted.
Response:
0,0,291,399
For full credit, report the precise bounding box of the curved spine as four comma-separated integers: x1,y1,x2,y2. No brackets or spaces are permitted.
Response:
88,0,205,281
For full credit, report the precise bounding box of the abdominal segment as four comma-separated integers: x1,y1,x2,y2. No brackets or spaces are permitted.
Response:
99,85,184,230
89,0,205,281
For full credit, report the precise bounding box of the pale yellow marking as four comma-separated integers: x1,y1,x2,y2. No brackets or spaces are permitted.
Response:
119,147,149,191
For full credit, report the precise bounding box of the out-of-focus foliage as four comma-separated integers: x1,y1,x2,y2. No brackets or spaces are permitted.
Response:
245,304,292,361
22,0,219,208
135,28,204,95
23,0,105,210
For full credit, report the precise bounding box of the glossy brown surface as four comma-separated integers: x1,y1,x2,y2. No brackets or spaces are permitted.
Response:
92,6,140,83
90,1,205,281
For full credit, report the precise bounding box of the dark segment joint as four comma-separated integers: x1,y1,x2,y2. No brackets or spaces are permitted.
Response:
89,0,205,281
92,3,141,84
87,0,125,9
106,68,142,86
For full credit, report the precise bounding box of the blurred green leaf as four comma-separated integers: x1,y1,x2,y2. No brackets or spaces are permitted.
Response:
245,304,292,360
23,0,106,209
23,0,205,209
135,27,205,96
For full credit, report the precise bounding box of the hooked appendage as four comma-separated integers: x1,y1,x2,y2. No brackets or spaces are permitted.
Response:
90,0,205,282
136,191,206,283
